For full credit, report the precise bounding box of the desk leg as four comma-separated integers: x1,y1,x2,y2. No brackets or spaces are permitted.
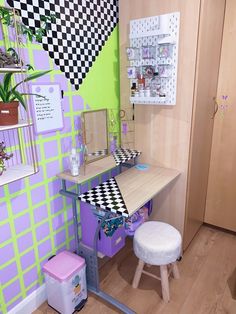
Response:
72,198,79,254
78,210,136,314
59,187,80,255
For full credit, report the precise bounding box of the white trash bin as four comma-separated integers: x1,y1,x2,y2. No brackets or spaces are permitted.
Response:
43,251,87,313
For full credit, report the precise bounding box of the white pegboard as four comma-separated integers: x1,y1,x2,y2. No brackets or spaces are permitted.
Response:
128,12,180,105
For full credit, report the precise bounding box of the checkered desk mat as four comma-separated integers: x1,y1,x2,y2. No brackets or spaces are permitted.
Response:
87,149,108,157
78,177,129,217
112,148,141,165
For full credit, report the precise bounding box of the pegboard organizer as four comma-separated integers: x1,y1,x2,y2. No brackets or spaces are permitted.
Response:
128,12,180,106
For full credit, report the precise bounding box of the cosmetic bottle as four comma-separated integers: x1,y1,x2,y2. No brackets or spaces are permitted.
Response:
69,148,80,176
131,82,137,97
138,74,145,90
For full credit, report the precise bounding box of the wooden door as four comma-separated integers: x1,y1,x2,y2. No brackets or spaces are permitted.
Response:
183,0,225,249
205,0,236,231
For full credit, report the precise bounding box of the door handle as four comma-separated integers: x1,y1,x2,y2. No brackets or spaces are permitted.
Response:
212,97,219,119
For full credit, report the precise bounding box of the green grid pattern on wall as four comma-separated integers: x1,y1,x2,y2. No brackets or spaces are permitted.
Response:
0,3,120,312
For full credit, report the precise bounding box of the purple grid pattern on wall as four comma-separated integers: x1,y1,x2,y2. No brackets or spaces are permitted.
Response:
23,266,38,287
3,279,21,303
0,262,18,285
29,166,44,185
52,213,64,231
31,186,46,206
11,193,29,215
8,180,25,194
54,229,66,247
0,223,11,244
14,213,31,234
7,296,23,312
44,141,59,159
48,179,61,198
72,95,84,111
50,197,64,215
46,160,60,178
20,250,36,271
36,222,50,242
34,204,48,223
38,239,52,259
0,243,14,265
0,202,8,220
17,232,33,253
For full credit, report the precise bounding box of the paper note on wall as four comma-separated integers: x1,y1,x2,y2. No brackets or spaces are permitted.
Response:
31,83,64,134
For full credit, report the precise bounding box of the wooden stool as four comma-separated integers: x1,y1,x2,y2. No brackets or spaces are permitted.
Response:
132,221,182,302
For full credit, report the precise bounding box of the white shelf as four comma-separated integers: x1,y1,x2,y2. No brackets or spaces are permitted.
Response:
0,164,36,186
129,29,169,39
130,96,172,105
0,67,27,73
0,120,33,131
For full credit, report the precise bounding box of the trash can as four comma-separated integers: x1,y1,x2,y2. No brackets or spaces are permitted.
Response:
42,251,87,314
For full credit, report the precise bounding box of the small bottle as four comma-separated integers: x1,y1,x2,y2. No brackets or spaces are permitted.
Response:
69,148,80,176
131,82,136,97
150,72,160,97
138,74,145,90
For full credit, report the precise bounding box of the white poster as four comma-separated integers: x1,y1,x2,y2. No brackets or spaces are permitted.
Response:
31,83,64,134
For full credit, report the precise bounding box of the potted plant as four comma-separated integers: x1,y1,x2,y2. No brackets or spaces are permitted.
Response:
0,7,56,44
0,141,13,175
0,69,51,125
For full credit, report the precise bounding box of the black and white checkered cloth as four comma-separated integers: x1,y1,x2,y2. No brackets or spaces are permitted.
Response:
112,148,141,165
78,177,129,217
87,149,108,157
7,0,119,90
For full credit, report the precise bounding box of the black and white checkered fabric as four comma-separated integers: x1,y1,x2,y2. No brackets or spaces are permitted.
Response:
87,149,108,157
78,177,129,217
7,0,119,90
113,148,141,165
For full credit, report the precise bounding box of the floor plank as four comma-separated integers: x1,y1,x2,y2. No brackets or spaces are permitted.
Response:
33,225,236,314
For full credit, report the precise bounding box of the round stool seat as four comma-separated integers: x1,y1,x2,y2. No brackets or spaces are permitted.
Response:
133,221,182,265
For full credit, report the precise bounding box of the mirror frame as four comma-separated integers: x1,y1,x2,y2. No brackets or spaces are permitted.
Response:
81,108,109,164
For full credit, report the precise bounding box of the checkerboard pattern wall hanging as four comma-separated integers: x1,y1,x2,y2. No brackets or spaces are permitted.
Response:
6,0,119,90
79,177,129,217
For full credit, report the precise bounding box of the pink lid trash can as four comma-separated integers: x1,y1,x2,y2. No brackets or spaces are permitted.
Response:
42,251,87,313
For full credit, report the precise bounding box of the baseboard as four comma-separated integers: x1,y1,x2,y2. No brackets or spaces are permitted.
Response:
8,284,46,314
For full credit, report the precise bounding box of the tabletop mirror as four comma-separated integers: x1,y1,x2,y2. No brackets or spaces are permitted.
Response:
81,109,109,164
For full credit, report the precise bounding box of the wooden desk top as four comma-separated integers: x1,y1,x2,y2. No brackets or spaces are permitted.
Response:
57,155,116,185
116,165,180,216
57,148,141,185
78,164,180,217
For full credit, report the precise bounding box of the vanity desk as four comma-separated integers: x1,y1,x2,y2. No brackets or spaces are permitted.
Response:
57,148,180,314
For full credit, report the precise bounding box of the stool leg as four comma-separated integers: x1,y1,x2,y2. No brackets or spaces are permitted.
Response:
160,265,170,302
132,259,145,288
172,262,180,279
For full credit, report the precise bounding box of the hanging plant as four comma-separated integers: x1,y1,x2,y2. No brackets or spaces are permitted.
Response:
0,7,56,44
0,141,13,175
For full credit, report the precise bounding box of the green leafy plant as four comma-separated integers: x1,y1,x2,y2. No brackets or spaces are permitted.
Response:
0,7,56,43
0,70,51,110
0,141,13,174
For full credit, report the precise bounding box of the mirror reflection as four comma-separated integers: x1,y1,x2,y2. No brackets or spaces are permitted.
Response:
82,109,108,163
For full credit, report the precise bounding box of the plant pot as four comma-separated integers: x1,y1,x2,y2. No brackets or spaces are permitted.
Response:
0,101,19,125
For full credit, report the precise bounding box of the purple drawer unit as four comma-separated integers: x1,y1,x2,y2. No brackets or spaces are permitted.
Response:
80,202,126,258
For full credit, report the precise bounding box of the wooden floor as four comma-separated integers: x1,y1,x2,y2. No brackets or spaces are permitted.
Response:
34,225,236,314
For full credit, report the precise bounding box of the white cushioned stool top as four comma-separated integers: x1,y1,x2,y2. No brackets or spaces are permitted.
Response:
133,221,182,265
